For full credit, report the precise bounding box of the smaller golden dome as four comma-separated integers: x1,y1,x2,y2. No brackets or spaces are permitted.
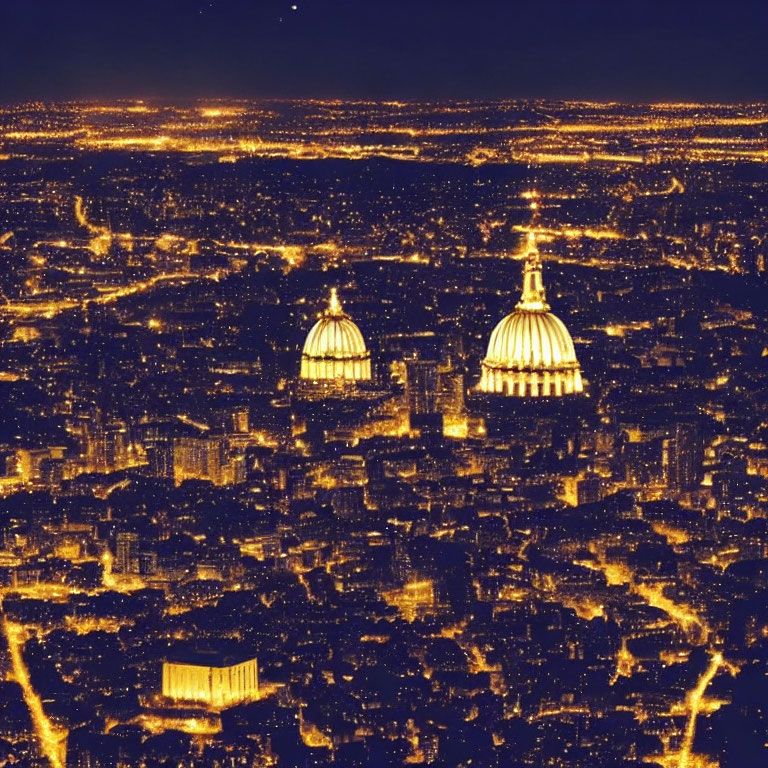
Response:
300,288,371,383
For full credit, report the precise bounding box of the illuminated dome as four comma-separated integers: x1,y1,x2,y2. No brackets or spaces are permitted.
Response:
300,288,372,383
479,233,583,397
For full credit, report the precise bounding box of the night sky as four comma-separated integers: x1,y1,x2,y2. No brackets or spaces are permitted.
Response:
1,0,767,103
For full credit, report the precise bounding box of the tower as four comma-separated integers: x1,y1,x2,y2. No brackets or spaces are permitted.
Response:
405,358,439,417
115,532,139,574
664,422,703,492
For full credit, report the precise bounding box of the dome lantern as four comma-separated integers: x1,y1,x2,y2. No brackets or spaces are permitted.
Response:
517,232,549,311
327,286,344,317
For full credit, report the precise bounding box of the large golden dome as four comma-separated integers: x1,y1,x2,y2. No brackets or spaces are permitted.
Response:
300,288,372,383
480,233,583,397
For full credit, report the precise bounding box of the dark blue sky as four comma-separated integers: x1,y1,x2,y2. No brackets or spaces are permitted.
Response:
1,0,766,102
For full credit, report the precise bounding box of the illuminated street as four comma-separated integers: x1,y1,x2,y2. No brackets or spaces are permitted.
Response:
2,619,67,767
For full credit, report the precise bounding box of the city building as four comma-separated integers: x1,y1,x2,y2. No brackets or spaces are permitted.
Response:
162,648,259,709
115,531,139,574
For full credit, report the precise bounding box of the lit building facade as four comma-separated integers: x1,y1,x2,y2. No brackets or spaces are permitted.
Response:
115,531,139,574
162,650,259,709
480,233,583,397
405,358,439,416
172,436,244,486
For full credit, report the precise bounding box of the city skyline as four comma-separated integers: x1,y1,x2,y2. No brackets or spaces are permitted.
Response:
1,97,767,767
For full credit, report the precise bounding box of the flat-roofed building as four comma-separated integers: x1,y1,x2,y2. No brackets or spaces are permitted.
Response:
162,647,258,709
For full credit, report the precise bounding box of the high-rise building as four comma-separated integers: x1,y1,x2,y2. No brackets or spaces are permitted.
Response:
137,551,158,576
437,363,465,419
405,357,443,436
405,358,439,416
115,532,139,574
577,472,604,505
142,421,176,479
85,413,129,473
146,437,175,479
623,437,665,488
663,423,703,491
330,486,366,521
104,421,128,470
213,406,250,434
173,436,240,486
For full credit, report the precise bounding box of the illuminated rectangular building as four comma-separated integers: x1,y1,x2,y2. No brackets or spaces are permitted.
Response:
162,648,259,709
173,436,225,485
